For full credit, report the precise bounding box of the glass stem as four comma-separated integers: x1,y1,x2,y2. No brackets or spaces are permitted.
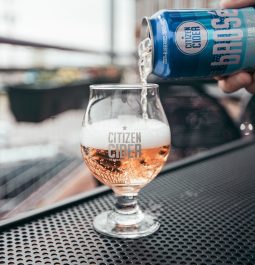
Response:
109,194,145,226
115,194,140,215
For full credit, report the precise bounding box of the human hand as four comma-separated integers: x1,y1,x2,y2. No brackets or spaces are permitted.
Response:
216,0,255,94
220,0,255,8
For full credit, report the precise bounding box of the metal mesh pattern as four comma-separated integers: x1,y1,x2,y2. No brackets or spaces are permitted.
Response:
1,144,255,265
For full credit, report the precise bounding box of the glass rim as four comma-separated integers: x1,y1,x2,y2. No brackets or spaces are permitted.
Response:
90,83,159,90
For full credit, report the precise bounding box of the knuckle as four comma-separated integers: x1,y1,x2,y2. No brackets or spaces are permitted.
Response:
219,80,232,92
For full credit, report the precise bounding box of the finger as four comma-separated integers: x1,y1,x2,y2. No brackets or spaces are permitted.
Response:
246,73,255,94
220,0,255,8
214,76,224,81
218,72,252,93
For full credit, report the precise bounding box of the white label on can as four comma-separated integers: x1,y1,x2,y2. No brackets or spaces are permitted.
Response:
175,21,208,55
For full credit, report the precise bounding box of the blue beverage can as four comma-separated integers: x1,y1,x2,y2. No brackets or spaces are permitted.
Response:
143,7,255,79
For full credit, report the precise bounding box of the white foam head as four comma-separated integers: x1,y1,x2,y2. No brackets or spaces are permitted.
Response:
81,116,170,149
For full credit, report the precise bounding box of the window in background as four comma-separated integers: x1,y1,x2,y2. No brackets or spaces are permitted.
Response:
0,0,136,68
113,0,136,65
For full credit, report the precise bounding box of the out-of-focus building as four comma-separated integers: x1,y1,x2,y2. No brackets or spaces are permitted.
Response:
136,0,219,20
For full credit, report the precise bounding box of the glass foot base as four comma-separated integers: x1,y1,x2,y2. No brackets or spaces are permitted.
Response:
93,211,160,239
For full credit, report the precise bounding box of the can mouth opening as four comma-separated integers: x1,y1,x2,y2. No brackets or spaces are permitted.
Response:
141,17,150,40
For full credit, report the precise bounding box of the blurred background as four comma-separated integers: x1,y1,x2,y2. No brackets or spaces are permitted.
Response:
0,0,254,222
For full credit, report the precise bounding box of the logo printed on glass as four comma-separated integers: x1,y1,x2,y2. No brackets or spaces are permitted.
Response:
107,126,142,159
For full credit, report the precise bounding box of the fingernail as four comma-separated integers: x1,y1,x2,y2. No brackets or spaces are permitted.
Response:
220,0,231,8
219,0,226,8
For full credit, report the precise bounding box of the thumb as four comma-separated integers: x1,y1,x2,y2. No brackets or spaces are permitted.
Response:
220,0,255,8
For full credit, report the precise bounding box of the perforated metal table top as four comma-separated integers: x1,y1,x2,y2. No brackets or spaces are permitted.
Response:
0,139,255,265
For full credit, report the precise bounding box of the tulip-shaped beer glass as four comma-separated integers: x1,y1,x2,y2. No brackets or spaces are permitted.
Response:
81,84,170,238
